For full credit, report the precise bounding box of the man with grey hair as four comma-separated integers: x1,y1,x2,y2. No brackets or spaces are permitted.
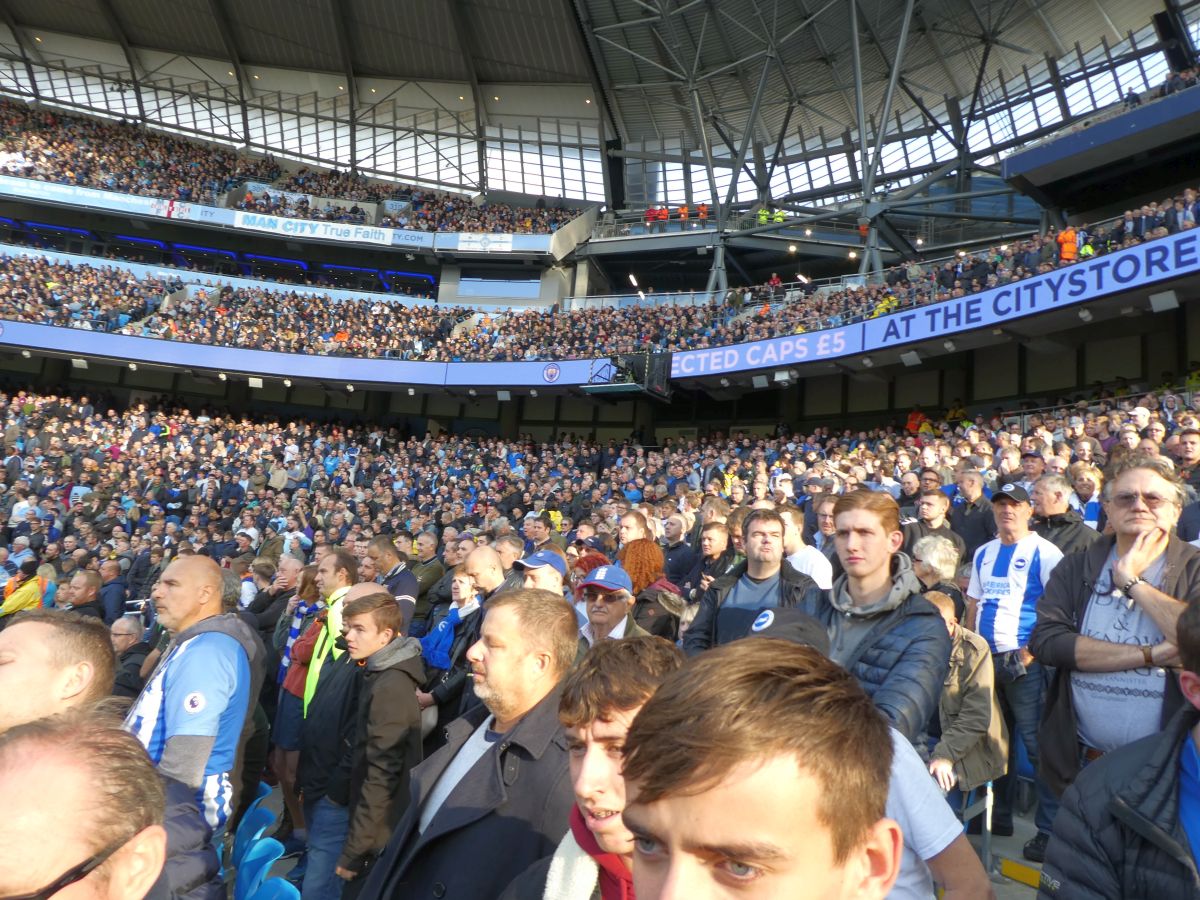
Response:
1032,474,1101,556
1031,456,1200,862
111,615,151,699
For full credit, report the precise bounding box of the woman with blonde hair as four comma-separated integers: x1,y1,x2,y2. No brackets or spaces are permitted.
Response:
1068,462,1104,530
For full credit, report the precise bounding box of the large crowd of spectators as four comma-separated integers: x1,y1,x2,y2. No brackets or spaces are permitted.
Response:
274,167,403,202
0,253,178,330
235,190,370,224
0,99,280,205
139,284,468,359
380,191,578,235
1,377,1200,896
0,182,1192,362
0,97,582,235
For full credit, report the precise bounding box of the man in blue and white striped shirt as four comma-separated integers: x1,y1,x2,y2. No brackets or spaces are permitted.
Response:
125,555,261,837
966,482,1063,860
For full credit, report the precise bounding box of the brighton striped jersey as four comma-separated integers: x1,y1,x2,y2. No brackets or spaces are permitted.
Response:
125,630,252,832
968,533,1064,653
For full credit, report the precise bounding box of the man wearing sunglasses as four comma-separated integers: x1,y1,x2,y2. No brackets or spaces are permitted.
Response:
0,710,168,900
1032,455,1200,850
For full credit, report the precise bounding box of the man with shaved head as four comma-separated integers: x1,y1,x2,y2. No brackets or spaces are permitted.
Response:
125,554,263,839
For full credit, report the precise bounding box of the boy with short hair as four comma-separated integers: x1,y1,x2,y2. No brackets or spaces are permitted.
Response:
335,593,425,888
621,639,903,899
501,636,684,899
299,590,424,898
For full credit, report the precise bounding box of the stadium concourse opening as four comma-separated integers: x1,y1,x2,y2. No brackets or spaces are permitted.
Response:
3,0,1200,899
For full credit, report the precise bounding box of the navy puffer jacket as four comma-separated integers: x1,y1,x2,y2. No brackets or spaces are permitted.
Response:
801,555,951,743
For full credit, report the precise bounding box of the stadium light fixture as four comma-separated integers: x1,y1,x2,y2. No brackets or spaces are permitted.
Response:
128,363,137,371
468,388,477,396
862,356,874,368
943,340,956,352
459,96,465,101
227,70,234,77
1078,308,1093,322
20,350,30,359
530,389,538,397
407,388,415,396
253,74,260,80
916,237,924,246
370,87,376,93
804,228,812,236
218,372,227,381
796,273,810,284
719,378,730,387
493,95,500,101
34,36,42,42
585,99,592,104
338,85,345,91
788,244,797,253
957,250,966,257
248,377,263,389
628,274,638,287
283,379,292,388
1000,244,1009,251
848,250,857,259
345,384,354,392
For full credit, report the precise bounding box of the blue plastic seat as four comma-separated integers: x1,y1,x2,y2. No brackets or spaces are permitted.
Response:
231,804,276,870
249,878,300,900
235,838,284,900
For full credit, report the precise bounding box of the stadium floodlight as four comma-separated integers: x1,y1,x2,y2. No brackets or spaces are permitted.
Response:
804,228,812,236
788,245,797,253
345,384,354,392
218,372,227,381
628,274,638,287
1078,309,1093,323
468,389,477,396
916,237,924,246
407,388,415,396
943,340,956,352
283,379,292,388
128,363,137,371
530,389,538,397
20,350,30,359
862,356,874,368
848,251,858,259
719,378,730,387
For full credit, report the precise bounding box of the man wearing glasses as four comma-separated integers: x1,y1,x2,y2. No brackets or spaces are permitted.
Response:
1032,456,1200,849
578,566,649,646
0,711,169,900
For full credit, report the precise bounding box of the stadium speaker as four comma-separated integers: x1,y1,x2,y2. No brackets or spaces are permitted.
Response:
752,375,769,389
1149,291,1179,313
497,390,512,401
900,351,922,367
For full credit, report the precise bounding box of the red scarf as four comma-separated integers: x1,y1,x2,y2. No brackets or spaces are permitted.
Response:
568,805,636,900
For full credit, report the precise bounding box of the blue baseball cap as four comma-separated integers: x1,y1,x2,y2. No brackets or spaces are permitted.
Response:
513,549,567,578
580,564,633,593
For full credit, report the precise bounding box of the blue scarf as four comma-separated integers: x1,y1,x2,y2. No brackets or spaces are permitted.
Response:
278,597,324,684
421,603,477,671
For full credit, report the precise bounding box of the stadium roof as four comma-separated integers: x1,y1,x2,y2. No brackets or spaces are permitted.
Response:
0,0,1164,144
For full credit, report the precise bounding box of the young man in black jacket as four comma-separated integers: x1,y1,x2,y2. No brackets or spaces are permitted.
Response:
1040,599,1200,899
335,592,425,893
